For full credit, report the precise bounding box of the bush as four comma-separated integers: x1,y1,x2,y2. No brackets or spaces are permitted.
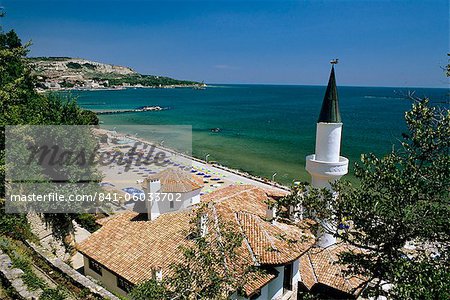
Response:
39,287,66,300
66,62,82,69
83,63,96,70
75,213,100,233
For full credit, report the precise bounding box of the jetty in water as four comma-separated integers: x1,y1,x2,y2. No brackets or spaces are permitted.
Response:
95,106,167,115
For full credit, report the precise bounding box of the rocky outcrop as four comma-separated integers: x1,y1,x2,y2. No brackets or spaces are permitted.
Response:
30,57,136,78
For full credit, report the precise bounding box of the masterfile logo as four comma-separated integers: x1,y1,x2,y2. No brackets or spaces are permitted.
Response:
5,125,192,213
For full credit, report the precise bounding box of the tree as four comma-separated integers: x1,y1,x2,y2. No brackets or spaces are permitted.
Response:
277,97,449,299
0,17,100,245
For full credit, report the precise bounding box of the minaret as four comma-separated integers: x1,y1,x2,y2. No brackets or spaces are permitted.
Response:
305,61,349,247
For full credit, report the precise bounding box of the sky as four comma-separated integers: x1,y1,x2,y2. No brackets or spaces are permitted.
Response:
1,0,448,87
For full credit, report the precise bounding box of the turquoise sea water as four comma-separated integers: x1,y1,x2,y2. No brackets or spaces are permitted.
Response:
70,85,448,185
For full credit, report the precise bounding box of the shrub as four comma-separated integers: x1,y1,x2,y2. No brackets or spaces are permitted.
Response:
66,62,82,69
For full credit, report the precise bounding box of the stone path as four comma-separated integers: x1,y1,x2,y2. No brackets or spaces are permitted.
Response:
0,249,43,300
27,212,70,261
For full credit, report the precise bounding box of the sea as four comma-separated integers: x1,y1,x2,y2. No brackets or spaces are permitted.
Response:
68,85,448,185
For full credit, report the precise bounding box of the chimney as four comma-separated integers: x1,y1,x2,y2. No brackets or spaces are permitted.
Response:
266,205,276,223
199,214,208,237
153,268,163,282
147,178,161,220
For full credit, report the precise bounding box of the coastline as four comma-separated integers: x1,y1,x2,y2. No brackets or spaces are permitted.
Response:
75,85,448,187
95,127,290,196
36,84,203,93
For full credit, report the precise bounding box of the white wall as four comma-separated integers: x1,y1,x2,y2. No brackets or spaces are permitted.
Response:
292,259,300,291
83,255,128,297
315,122,342,163
146,179,202,220
267,266,284,299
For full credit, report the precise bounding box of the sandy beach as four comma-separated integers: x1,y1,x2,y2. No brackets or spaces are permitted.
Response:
94,127,289,210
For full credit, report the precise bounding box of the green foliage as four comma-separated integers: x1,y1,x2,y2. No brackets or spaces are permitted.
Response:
39,287,67,300
0,236,47,291
278,99,449,299
0,17,101,248
129,279,170,300
28,56,71,61
65,61,97,71
75,213,100,233
0,199,33,239
22,272,46,291
106,74,198,87
83,63,96,70
66,62,82,69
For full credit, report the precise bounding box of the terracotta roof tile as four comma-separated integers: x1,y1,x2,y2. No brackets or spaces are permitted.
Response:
144,168,203,193
243,271,276,297
78,185,315,296
205,185,315,265
299,243,366,296
78,211,192,284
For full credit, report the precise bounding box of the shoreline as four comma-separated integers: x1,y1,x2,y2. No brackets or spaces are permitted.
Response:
96,128,290,193
125,132,291,192
36,84,204,93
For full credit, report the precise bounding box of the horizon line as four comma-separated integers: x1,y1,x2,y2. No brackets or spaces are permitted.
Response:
206,82,449,90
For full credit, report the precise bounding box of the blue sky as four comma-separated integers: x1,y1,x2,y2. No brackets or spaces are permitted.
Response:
1,0,448,87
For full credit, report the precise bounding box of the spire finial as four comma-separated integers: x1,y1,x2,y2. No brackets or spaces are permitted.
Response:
318,61,342,123
330,58,339,65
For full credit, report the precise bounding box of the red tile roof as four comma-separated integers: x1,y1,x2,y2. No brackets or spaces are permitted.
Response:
144,167,203,193
299,243,366,296
77,185,315,296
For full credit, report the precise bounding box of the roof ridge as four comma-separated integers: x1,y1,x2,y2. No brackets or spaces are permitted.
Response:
307,251,319,284
324,246,353,291
234,212,260,266
214,186,259,204
212,205,230,271
254,214,278,253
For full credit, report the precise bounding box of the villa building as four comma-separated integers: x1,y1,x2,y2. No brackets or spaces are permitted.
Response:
138,167,204,219
77,64,365,299
78,184,316,298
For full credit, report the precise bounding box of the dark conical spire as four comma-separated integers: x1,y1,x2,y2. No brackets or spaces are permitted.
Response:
318,65,341,123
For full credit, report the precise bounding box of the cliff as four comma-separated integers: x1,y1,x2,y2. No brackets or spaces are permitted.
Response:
28,57,201,90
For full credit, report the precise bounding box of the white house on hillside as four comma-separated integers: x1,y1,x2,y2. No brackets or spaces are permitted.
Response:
139,167,203,220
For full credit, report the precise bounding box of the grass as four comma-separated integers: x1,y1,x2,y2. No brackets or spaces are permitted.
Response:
0,236,47,291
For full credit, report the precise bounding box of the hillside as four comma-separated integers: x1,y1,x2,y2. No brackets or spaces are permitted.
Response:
28,57,203,90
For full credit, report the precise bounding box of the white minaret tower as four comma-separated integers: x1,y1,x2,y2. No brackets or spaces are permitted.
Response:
305,61,349,248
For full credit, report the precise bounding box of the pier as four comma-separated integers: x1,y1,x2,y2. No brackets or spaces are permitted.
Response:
95,106,167,115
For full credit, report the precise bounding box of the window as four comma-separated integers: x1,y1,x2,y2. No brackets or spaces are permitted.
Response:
283,263,293,292
117,276,133,293
88,258,102,275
